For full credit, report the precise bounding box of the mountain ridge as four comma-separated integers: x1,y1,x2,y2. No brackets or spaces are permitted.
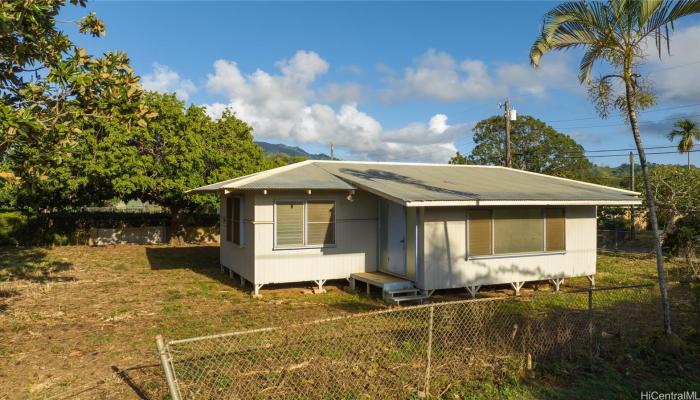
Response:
255,141,333,160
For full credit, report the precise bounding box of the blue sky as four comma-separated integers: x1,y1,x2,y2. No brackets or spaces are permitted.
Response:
61,1,700,166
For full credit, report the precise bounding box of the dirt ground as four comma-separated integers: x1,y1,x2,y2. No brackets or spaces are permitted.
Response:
0,245,688,399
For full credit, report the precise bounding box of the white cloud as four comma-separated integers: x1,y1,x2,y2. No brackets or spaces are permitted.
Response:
339,64,362,76
496,54,581,97
383,50,504,102
382,49,580,102
318,83,363,104
142,63,197,101
204,50,468,162
275,50,329,84
646,24,700,103
429,114,449,134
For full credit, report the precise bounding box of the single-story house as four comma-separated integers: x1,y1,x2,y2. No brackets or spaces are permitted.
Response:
190,161,640,303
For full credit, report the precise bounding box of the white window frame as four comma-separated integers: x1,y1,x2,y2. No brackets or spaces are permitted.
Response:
225,195,245,247
273,199,336,250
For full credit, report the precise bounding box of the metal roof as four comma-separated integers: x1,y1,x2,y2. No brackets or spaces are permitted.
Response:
189,160,641,206
187,161,355,193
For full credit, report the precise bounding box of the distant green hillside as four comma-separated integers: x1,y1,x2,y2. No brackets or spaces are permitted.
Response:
255,141,333,160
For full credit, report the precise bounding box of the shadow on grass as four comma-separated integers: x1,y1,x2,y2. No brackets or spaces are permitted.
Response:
0,247,74,283
145,246,237,289
112,364,168,400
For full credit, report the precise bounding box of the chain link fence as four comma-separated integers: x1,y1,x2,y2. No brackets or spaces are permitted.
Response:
155,283,696,400
597,229,657,253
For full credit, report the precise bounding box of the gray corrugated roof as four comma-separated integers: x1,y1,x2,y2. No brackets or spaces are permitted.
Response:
189,160,639,205
237,163,355,190
317,162,638,203
187,161,355,194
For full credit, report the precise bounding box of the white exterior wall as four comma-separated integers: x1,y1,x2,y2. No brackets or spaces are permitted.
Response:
220,192,256,283
420,206,597,290
252,190,378,285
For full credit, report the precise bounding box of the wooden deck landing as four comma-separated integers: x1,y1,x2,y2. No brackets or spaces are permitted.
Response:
350,272,414,292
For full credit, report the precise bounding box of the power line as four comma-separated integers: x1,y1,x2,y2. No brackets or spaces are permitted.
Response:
545,102,700,124
645,59,700,73
562,143,696,155
553,112,700,130
582,144,678,153
559,148,700,159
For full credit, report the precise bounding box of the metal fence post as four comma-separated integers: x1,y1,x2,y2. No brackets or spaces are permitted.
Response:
423,305,435,397
157,335,182,400
587,288,593,370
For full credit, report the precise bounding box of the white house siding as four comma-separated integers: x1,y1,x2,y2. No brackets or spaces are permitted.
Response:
420,206,597,291
253,190,379,285
220,192,256,283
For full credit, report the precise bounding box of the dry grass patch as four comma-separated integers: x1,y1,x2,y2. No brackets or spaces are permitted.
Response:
0,245,383,399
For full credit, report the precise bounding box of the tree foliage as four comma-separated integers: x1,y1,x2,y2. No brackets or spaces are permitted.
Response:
448,151,469,165
111,92,269,218
643,165,700,237
453,115,593,180
663,214,700,277
1,0,151,210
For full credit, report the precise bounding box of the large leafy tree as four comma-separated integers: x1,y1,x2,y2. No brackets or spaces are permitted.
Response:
450,115,593,180
1,0,149,211
644,165,700,239
667,119,700,170
530,0,700,336
109,92,269,240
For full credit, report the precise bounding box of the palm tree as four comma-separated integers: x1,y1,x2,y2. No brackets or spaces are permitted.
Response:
530,0,700,336
667,119,700,169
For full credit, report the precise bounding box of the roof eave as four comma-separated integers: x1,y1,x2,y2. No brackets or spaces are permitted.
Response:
404,199,642,207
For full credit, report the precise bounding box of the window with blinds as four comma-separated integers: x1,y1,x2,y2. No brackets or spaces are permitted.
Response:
275,200,335,248
494,208,544,254
545,208,566,251
307,201,335,246
225,197,242,245
467,207,566,257
468,210,492,256
275,202,305,247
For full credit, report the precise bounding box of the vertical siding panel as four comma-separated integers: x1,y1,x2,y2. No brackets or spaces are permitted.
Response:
252,190,378,285
420,206,597,290
220,192,256,283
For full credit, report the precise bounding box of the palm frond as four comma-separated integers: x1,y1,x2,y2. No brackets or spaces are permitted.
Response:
579,46,605,83
668,119,700,152
531,1,616,67
668,0,700,21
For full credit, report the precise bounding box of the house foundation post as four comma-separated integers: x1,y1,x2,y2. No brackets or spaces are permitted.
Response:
510,281,525,296
550,278,565,292
253,284,263,297
313,279,327,294
228,269,234,279
239,275,245,288
349,277,356,291
466,285,481,299
586,275,595,288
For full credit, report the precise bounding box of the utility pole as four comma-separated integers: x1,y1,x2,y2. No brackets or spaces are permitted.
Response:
499,99,516,168
330,143,334,160
629,151,635,240
504,98,512,168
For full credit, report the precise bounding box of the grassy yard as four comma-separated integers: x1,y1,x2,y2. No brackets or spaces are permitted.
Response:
0,245,697,399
